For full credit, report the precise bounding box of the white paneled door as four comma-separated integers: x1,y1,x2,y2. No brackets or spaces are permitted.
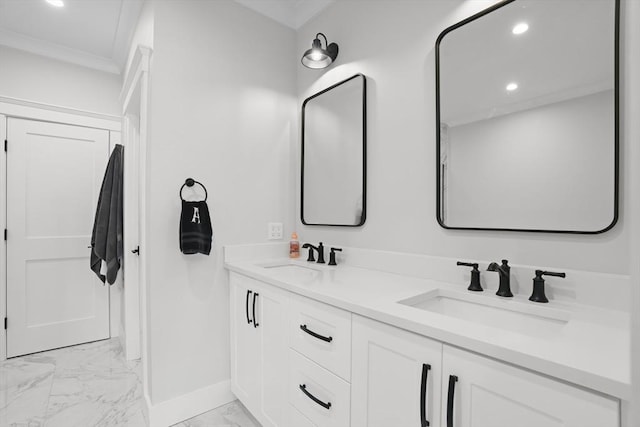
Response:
6,118,111,357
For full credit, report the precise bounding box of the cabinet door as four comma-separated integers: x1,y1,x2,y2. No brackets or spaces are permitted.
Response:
351,315,442,427
230,274,261,413
258,285,289,427
442,345,619,427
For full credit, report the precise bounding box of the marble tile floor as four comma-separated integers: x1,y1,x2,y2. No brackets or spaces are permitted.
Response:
1,338,260,427
172,401,261,427
1,338,145,427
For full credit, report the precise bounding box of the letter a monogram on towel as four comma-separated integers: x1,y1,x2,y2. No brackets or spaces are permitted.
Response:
191,207,201,224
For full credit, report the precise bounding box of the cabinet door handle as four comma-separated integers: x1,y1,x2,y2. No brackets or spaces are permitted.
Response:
252,292,259,328
300,324,333,343
420,364,431,427
447,375,458,427
299,384,331,410
246,290,253,324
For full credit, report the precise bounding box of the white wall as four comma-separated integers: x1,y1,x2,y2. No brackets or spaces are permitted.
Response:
296,0,629,276
446,90,614,231
144,0,296,404
0,45,121,116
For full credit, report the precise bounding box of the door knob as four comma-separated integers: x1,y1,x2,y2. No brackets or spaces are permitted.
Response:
132,246,140,255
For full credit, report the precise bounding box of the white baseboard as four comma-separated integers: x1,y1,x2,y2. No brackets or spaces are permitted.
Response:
144,380,235,427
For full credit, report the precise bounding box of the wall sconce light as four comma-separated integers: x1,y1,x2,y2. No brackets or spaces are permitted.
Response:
301,33,339,69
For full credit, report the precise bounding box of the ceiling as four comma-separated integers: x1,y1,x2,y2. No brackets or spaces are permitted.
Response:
232,0,333,29
0,0,332,75
0,0,144,74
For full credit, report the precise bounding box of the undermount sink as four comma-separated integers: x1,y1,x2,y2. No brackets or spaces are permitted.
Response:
261,263,320,281
398,289,571,336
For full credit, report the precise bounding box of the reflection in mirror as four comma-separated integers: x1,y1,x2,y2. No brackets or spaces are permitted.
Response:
436,0,618,233
302,74,366,226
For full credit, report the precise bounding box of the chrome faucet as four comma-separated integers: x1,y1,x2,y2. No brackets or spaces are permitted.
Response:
487,259,513,297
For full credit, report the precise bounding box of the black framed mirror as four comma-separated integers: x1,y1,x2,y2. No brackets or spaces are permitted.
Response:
301,74,367,226
435,0,619,234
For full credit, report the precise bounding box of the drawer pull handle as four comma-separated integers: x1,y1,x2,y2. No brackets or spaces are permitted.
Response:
420,363,431,427
299,384,332,410
252,292,259,328
245,290,253,325
300,324,333,343
447,375,458,427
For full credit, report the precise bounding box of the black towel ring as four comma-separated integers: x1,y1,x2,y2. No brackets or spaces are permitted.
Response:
180,178,208,202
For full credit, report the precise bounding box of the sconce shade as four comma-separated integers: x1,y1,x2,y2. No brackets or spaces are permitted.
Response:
302,33,339,69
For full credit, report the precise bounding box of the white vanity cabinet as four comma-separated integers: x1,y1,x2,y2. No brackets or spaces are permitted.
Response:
350,314,620,427
230,273,288,427
229,270,621,427
351,315,443,427
442,345,619,427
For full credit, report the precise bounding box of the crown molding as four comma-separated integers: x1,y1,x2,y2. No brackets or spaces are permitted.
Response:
0,28,120,74
0,0,143,75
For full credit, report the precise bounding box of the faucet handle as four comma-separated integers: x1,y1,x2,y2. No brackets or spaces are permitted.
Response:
530,270,566,303
537,270,566,278
329,247,343,266
456,261,478,268
316,242,325,264
457,261,482,292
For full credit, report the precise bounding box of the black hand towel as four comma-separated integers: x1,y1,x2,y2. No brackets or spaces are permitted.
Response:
180,200,213,255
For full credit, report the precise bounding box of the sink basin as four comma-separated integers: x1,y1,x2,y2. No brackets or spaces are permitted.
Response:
398,289,570,336
261,264,320,281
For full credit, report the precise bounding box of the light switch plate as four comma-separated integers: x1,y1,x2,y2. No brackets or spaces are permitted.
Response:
267,222,283,240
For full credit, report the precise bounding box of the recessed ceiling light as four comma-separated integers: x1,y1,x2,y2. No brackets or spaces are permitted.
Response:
45,0,65,7
512,22,529,35
506,82,518,91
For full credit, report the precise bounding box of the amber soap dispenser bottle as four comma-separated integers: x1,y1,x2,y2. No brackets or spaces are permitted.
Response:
290,232,300,258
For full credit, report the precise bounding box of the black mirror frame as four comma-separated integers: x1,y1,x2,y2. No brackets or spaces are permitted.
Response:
434,0,620,234
301,73,367,227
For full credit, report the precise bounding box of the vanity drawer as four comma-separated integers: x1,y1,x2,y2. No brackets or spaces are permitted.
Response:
289,295,351,381
289,404,316,427
289,349,351,427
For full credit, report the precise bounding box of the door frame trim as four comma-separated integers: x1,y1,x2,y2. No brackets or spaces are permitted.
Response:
0,104,120,362
0,97,120,131
0,115,6,362
121,44,151,403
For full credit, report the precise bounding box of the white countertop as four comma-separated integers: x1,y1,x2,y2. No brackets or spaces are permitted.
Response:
225,257,631,400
